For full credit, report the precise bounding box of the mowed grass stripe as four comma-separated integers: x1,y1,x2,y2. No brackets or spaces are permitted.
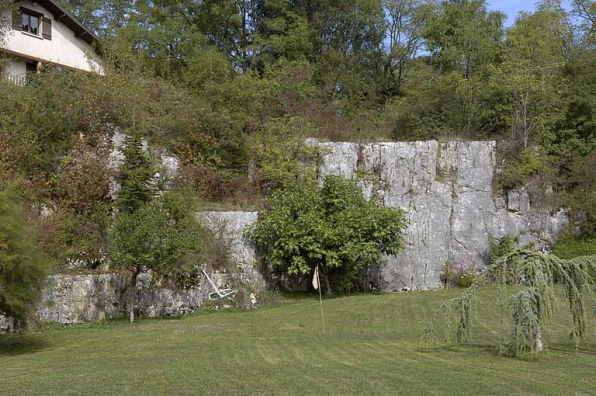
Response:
1,288,595,395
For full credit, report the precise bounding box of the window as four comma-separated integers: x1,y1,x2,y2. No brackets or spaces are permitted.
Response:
26,62,38,74
21,9,42,35
13,8,52,40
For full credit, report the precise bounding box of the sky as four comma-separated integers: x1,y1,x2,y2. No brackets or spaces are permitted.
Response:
488,0,573,26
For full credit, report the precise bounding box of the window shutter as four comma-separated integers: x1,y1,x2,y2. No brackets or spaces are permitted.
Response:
12,9,22,31
42,17,52,40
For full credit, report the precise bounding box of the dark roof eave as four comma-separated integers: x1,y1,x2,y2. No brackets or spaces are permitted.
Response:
35,0,100,48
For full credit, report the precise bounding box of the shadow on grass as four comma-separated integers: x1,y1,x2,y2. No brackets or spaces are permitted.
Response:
0,334,49,356
419,341,596,361
546,343,596,356
418,343,498,356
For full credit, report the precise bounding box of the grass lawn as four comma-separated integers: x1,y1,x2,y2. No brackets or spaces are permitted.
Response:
1,287,595,395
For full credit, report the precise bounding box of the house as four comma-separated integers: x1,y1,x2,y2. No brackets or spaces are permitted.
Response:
1,0,102,82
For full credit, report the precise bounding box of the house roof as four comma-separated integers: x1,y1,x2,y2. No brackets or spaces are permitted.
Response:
34,0,100,47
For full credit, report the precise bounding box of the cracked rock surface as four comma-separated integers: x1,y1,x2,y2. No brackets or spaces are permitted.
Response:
318,140,568,291
37,273,209,324
197,211,266,290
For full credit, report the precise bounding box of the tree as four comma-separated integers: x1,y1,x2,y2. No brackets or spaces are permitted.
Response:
423,0,506,135
248,176,407,294
383,0,430,95
424,0,504,80
423,250,596,357
502,1,571,148
0,0,15,45
109,193,202,323
111,132,202,323
573,0,596,38
115,133,156,214
0,187,47,326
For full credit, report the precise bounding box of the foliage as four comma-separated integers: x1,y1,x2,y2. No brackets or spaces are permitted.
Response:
111,131,201,322
501,3,570,149
490,233,517,264
109,193,202,274
38,204,111,271
559,153,596,238
52,135,113,215
553,229,596,260
2,0,596,319
424,249,596,357
246,117,319,192
248,176,407,294
115,133,156,214
0,188,48,324
0,0,15,44
499,149,547,190
31,134,115,269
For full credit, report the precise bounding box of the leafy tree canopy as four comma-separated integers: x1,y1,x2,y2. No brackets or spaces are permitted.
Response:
248,176,408,294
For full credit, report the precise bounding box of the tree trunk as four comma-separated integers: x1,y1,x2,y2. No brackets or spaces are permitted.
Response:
129,270,138,324
129,291,135,324
536,325,544,352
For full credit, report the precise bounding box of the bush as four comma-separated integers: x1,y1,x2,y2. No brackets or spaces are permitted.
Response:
490,233,517,264
0,187,48,325
246,116,319,192
248,176,407,294
553,229,596,260
499,149,547,191
440,261,481,288
180,165,260,208
37,204,111,270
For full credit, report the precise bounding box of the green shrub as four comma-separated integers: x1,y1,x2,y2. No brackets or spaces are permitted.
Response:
490,233,517,264
499,149,546,190
0,187,48,325
553,229,596,260
248,176,408,294
246,116,319,192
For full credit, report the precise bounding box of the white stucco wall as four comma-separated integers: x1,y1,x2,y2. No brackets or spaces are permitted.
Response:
7,57,26,76
1,0,102,73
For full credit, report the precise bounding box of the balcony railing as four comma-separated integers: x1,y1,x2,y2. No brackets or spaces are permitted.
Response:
1,74,27,87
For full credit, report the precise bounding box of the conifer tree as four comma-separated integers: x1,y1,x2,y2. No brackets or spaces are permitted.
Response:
423,250,596,357
0,188,47,327
115,133,155,214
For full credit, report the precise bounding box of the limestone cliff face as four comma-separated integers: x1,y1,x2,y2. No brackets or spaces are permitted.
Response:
317,140,568,291
36,273,208,324
197,211,265,289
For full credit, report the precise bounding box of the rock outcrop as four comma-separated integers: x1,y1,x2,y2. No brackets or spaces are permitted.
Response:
37,273,208,324
317,140,568,291
0,315,14,334
197,211,265,289
38,274,126,323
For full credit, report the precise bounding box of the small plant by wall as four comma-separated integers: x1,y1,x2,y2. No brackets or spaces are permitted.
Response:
440,261,482,288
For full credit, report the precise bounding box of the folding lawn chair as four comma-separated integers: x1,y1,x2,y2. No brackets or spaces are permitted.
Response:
201,269,237,302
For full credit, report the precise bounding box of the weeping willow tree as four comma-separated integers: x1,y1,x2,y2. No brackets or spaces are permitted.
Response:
423,250,596,357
